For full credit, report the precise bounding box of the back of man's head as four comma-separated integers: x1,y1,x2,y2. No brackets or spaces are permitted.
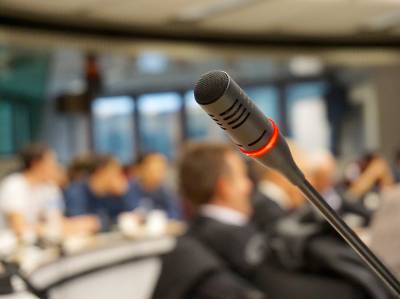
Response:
178,142,233,207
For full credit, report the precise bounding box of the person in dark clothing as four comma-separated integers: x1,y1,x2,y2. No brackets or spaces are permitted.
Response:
64,154,130,232
179,143,273,277
67,154,95,183
125,152,181,219
126,179,181,219
153,142,266,299
152,235,265,299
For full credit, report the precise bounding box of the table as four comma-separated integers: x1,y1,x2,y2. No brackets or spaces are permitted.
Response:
26,234,176,299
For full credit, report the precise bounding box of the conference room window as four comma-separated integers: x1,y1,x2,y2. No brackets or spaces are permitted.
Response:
92,96,135,164
244,86,280,126
138,92,181,159
0,101,13,155
184,90,226,141
136,51,169,74
286,81,330,151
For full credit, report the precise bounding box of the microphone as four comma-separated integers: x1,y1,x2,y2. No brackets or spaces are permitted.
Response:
194,70,400,297
194,70,304,187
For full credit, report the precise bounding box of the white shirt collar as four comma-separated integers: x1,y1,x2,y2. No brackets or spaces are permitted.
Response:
200,204,249,226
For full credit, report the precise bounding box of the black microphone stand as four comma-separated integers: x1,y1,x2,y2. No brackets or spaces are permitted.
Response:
297,178,400,297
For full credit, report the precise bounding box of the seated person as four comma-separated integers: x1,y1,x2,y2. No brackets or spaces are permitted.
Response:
308,150,342,211
67,153,95,183
246,160,286,233
177,142,387,299
179,142,267,279
0,144,86,240
124,158,141,181
65,154,130,232
343,152,394,200
126,152,181,219
255,140,308,212
257,164,296,211
307,150,370,226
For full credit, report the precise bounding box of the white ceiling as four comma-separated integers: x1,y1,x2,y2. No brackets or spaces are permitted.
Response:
1,0,400,37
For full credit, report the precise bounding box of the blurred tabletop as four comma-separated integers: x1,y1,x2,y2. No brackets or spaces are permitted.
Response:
3,220,186,294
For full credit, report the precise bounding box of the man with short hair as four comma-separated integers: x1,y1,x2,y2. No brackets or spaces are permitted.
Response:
65,154,130,232
126,152,181,219
179,142,267,277
153,142,266,299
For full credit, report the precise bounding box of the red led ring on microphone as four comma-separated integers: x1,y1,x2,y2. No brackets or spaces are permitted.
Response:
239,118,279,158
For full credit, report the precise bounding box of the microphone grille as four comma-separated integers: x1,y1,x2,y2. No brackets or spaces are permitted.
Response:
194,70,229,105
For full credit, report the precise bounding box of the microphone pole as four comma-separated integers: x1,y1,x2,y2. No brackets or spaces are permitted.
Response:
298,178,400,297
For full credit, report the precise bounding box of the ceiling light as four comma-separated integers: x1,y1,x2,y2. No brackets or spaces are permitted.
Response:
175,0,261,23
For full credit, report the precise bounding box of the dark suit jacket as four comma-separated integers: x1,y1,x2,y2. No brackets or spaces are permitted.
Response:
189,215,268,279
152,235,266,299
188,212,382,299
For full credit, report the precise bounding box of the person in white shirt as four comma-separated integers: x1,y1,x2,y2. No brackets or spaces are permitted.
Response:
0,144,94,240
0,144,64,237
0,174,63,226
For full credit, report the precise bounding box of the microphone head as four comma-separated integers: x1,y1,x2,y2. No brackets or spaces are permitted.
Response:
193,70,305,186
194,70,230,105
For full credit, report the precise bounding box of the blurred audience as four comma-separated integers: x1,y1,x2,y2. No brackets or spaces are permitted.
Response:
308,150,343,211
67,153,95,183
257,166,297,211
64,154,130,232
307,150,370,228
0,144,63,240
256,140,308,211
344,152,394,201
0,144,84,241
124,159,141,181
126,152,181,219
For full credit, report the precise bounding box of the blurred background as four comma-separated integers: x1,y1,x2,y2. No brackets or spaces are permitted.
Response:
1,1,400,299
